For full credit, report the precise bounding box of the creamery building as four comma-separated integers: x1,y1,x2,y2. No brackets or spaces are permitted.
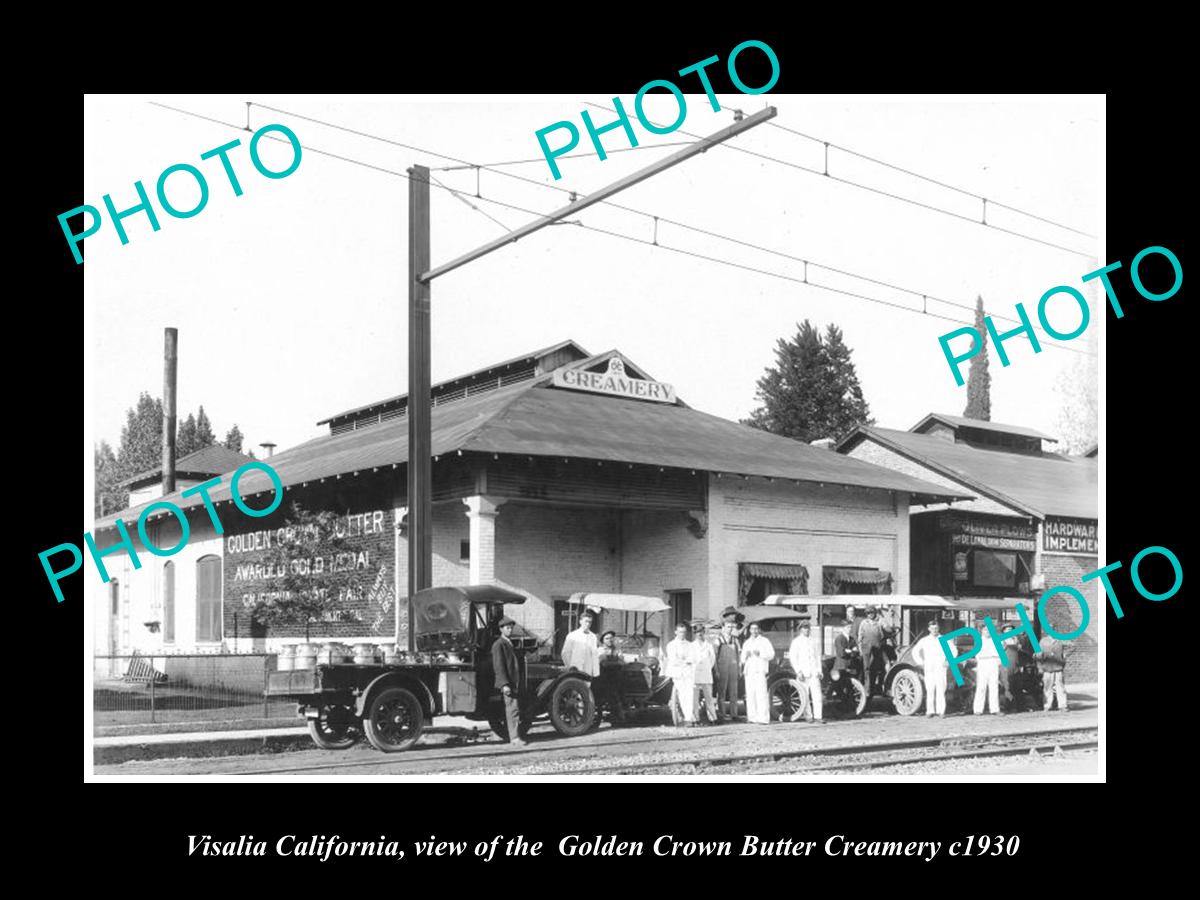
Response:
91,341,966,660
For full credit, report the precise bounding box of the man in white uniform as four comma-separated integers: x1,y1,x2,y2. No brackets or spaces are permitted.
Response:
691,624,718,724
910,619,950,717
973,631,1002,715
740,622,775,724
787,620,823,722
561,610,600,677
665,623,696,726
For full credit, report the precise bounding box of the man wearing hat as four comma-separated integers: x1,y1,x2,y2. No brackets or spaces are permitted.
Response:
787,620,823,722
713,607,743,722
491,616,525,746
857,607,886,696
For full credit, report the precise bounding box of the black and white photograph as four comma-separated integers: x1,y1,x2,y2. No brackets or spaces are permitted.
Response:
80,90,1104,781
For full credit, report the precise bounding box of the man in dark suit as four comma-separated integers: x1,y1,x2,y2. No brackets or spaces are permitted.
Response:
492,616,525,747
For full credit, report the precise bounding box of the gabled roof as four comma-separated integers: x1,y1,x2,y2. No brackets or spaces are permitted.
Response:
120,444,255,489
838,425,1096,520
316,339,591,425
97,380,970,531
911,412,1057,442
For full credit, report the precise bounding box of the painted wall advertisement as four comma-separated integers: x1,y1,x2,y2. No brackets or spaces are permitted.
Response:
223,508,397,639
1043,517,1099,555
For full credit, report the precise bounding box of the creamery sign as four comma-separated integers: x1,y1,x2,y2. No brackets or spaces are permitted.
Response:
553,357,676,403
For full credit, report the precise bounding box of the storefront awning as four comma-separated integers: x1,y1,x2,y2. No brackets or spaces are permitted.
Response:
825,568,892,585
741,563,809,580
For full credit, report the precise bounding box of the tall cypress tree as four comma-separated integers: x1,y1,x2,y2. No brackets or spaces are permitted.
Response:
963,295,991,421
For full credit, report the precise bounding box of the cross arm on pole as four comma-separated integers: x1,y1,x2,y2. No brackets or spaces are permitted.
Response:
418,106,777,283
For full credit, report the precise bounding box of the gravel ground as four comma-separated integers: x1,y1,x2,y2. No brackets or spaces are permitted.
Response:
96,704,1098,777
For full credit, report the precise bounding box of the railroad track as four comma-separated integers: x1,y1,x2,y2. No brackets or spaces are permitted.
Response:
224,724,1097,777
579,731,1099,775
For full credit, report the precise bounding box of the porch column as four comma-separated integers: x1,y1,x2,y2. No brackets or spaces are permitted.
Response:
463,495,506,585
895,491,911,593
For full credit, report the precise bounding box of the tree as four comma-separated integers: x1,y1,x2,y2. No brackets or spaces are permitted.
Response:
94,440,126,516
963,295,991,421
224,424,245,454
744,320,873,443
117,392,164,480
1056,325,1098,454
194,406,216,449
176,413,198,457
242,503,355,640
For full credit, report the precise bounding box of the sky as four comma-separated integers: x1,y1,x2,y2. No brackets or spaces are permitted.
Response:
84,94,1102,461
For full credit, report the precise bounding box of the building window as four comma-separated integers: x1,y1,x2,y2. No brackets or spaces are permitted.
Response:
666,590,692,634
460,539,470,562
196,555,222,643
110,579,120,616
822,566,893,595
971,549,1018,589
163,562,175,643
738,562,809,605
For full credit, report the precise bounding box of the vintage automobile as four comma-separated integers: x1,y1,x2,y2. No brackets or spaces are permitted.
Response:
563,593,674,720
737,604,869,722
763,594,1040,716
265,585,596,752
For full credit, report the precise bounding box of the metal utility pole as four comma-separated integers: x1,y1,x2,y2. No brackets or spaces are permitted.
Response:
162,327,178,496
403,107,776,645
406,164,432,646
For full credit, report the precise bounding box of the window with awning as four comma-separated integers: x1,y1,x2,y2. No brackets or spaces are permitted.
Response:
822,567,893,595
738,562,809,605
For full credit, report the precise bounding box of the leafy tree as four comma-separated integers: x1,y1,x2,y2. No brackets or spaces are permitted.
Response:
94,440,126,516
224,424,245,454
194,406,216,449
243,503,356,640
176,413,198,457
963,295,991,421
1056,326,1098,455
117,392,164,479
745,320,873,443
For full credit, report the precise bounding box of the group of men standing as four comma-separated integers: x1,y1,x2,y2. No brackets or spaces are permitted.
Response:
534,603,1074,739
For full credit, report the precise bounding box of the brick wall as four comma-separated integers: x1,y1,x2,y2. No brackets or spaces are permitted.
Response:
708,478,906,618
1038,551,1099,682
494,503,619,639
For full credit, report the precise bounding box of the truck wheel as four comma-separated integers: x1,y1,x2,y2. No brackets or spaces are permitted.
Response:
769,678,809,722
548,677,594,737
847,677,867,717
306,704,361,750
890,669,924,716
363,686,424,752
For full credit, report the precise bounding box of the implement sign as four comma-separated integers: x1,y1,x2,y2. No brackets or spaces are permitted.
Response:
1044,517,1098,555
553,357,676,403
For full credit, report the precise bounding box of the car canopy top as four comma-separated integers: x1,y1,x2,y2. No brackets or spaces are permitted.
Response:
567,593,671,613
412,585,527,638
763,594,1031,611
736,605,810,624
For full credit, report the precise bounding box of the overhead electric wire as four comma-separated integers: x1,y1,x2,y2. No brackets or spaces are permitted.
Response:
240,102,1071,330
147,100,1094,357
432,140,695,171
429,174,511,232
765,119,1096,239
584,102,1095,258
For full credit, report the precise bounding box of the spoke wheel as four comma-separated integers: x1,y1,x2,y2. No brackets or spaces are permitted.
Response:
363,686,425,753
769,678,809,722
548,676,595,737
890,669,925,717
306,703,361,750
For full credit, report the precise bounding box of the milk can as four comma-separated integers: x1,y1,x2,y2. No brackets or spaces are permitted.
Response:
294,643,319,670
352,643,379,665
382,644,404,665
319,642,353,665
276,644,296,672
